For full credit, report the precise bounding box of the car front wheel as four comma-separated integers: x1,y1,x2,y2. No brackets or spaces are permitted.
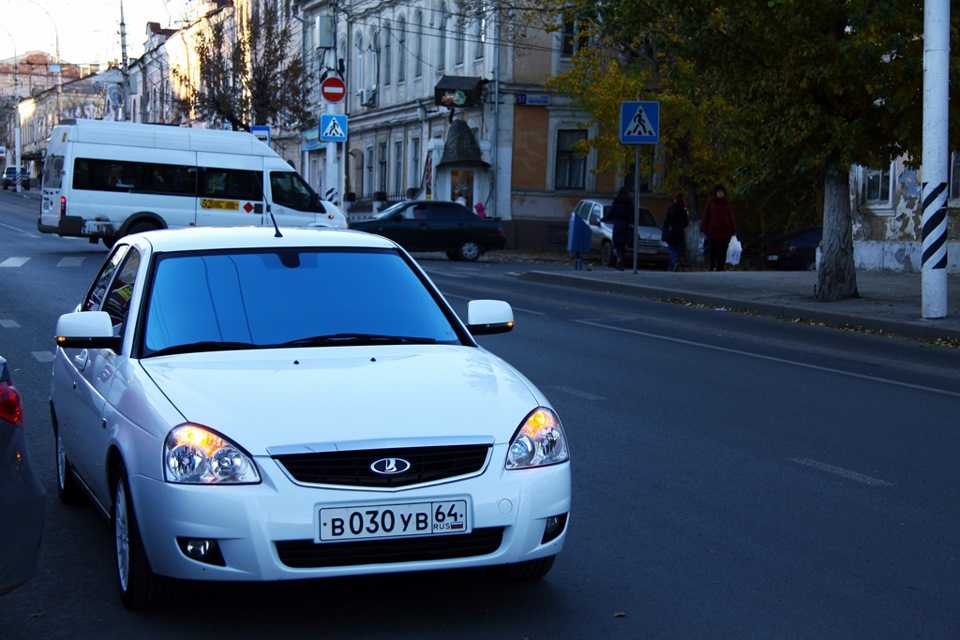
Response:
601,241,615,268
456,241,482,261
114,463,176,609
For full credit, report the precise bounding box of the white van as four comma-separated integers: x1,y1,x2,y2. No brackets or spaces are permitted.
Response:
38,119,346,246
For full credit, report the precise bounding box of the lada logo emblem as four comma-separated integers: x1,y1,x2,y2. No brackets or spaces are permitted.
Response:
370,457,412,475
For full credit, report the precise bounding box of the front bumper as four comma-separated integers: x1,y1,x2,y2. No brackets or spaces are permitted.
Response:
129,447,570,582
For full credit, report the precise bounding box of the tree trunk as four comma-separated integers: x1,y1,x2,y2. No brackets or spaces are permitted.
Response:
816,172,859,301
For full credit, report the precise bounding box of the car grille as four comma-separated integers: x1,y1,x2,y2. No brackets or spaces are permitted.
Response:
273,444,491,488
275,527,505,568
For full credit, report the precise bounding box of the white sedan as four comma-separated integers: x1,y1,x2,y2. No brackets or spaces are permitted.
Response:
50,226,570,609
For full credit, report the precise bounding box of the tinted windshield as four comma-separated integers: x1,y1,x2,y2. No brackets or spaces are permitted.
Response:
142,248,462,355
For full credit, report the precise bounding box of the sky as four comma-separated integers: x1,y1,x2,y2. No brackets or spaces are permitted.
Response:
0,0,189,65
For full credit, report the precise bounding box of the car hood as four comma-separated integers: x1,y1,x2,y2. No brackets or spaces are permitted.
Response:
140,345,542,453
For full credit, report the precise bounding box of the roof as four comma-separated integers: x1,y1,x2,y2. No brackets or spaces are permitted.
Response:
123,226,399,254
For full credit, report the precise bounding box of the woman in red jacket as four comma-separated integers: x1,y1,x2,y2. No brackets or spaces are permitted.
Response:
700,184,736,271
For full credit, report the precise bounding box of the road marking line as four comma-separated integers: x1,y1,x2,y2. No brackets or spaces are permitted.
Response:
549,385,605,401
790,458,893,487
575,319,960,399
58,257,85,267
0,257,29,267
0,319,20,328
32,351,55,363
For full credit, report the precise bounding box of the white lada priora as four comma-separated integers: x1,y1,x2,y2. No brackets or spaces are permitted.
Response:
50,226,570,609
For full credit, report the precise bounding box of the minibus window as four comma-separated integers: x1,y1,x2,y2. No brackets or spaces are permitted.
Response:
270,171,320,212
43,156,64,189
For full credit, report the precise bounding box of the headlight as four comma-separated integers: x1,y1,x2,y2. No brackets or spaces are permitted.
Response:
506,407,569,469
163,424,260,484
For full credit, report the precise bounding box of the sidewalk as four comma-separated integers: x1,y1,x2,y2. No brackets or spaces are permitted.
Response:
510,257,960,344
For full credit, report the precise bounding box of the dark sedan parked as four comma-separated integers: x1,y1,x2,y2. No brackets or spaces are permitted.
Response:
0,355,45,596
351,200,506,261
762,226,822,270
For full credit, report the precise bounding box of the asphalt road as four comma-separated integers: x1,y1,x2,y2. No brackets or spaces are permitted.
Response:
2,192,959,639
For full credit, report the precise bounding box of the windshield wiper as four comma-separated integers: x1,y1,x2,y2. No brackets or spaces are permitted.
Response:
277,333,439,347
146,341,260,358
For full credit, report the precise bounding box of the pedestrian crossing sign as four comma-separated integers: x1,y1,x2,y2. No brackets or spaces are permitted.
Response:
320,114,348,142
619,101,659,144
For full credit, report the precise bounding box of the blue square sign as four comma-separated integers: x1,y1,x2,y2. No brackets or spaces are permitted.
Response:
320,114,348,142
619,101,659,144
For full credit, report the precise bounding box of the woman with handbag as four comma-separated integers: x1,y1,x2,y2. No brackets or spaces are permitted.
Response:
662,192,690,271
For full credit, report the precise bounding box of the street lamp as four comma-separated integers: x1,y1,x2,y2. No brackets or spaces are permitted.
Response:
0,24,22,193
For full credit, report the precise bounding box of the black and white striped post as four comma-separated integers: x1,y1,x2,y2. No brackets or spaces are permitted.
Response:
921,0,950,319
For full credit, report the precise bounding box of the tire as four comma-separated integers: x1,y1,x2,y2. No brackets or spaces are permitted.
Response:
445,250,461,261
488,555,556,581
113,463,177,609
127,221,159,236
457,241,482,262
54,426,85,505
600,241,615,268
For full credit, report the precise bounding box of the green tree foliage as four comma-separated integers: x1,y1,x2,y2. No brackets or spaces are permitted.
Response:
540,0,959,300
174,2,312,132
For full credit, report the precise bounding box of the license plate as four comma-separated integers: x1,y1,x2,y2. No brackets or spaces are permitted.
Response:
639,248,657,254
767,255,779,261
318,500,470,542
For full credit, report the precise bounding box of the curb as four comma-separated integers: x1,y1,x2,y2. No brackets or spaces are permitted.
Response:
516,270,960,345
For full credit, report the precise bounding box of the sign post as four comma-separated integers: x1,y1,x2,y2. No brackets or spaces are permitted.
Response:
619,101,660,273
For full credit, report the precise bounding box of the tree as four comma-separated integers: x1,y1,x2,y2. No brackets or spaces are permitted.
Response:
536,0,960,300
173,1,313,133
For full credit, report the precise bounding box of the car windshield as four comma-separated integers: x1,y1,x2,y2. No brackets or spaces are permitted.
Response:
141,248,462,356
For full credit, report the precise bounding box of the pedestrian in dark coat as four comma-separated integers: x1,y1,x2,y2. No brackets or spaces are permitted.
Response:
603,187,633,270
662,191,690,271
700,184,736,271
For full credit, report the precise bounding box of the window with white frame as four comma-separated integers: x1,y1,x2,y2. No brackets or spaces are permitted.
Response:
555,129,587,189
397,17,406,83
474,15,484,59
394,141,403,193
438,7,448,72
365,147,374,196
384,23,391,86
455,5,465,65
378,142,388,193
410,137,421,188
863,164,891,203
950,151,960,201
415,11,424,78
561,20,587,58
355,33,364,93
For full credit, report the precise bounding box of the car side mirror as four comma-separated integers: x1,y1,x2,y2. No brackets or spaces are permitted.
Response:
466,300,514,335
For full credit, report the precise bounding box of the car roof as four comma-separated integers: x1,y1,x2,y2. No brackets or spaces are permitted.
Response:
125,226,399,253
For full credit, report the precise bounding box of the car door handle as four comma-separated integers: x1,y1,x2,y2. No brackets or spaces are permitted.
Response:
73,350,89,372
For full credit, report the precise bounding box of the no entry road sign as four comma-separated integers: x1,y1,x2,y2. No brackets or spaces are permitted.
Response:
321,77,346,103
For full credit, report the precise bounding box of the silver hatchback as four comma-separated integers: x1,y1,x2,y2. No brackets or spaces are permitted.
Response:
571,199,669,268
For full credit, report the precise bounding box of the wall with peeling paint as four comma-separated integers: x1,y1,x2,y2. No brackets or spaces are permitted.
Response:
851,160,960,273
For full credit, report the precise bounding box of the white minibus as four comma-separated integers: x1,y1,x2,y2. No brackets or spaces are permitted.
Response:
38,119,346,246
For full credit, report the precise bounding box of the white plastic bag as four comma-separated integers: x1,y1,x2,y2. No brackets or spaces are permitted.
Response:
726,234,742,266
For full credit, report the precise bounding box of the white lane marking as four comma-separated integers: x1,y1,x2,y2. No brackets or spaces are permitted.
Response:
576,319,960,399
0,319,20,328
58,257,85,267
0,222,34,236
0,257,29,267
550,385,605,401
790,458,893,487
32,351,55,363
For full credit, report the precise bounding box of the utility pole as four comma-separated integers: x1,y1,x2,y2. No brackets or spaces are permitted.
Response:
920,0,951,319
120,0,130,121
1,25,23,193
